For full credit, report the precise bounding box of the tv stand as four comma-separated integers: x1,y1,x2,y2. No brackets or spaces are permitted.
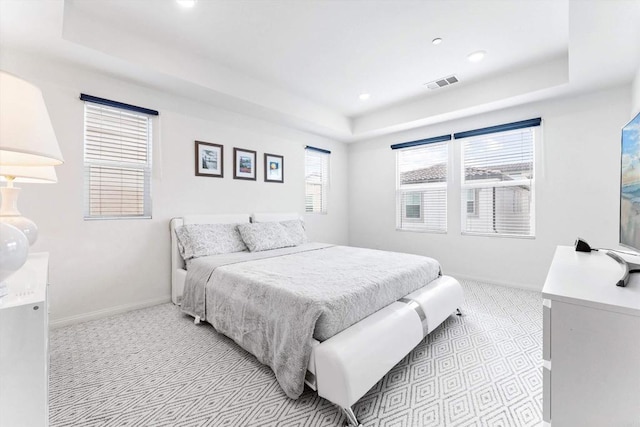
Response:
605,251,640,287
542,246,640,426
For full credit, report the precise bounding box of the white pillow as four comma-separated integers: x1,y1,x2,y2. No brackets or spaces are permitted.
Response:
280,219,308,246
175,223,247,260
237,222,296,252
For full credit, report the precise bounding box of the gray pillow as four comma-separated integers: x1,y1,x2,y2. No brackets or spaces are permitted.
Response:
175,223,247,260
280,219,308,246
237,222,296,252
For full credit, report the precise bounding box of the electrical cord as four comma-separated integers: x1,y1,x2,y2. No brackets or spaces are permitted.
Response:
574,238,640,257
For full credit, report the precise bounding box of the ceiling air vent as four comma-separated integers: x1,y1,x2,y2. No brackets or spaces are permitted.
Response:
424,75,459,90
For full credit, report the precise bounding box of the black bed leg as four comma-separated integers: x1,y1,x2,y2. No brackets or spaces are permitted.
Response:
456,308,462,316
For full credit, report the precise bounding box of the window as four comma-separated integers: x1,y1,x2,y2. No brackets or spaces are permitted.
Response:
459,126,535,236
404,192,423,219
305,146,330,213
82,94,157,219
396,140,448,232
466,189,479,217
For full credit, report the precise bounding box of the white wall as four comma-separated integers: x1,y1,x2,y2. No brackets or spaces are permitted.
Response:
633,64,640,115
348,86,631,290
0,51,349,326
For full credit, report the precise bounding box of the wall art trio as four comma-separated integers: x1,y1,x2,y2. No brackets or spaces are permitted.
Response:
195,141,284,183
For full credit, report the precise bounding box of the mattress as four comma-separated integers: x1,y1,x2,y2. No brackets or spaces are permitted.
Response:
181,243,441,399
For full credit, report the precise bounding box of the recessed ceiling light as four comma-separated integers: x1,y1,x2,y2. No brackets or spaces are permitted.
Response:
432,38,443,45
467,50,486,63
176,0,197,8
359,93,371,101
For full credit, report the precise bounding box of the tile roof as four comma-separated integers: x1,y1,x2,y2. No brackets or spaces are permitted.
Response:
400,163,447,184
400,162,532,185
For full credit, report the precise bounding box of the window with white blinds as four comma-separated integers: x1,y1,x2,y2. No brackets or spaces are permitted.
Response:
460,127,535,236
305,147,329,213
396,141,448,232
83,99,154,219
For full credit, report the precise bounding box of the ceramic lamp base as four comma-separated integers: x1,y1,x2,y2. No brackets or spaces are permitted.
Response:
0,186,37,245
0,215,37,246
0,222,29,285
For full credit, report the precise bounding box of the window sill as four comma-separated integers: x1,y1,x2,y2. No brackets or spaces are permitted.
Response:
461,232,535,239
395,228,447,234
84,216,152,221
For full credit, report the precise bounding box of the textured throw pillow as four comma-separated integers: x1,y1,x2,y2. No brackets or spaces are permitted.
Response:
175,223,247,260
237,222,296,252
280,219,308,246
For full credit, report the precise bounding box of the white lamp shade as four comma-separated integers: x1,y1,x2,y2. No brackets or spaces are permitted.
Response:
0,165,57,183
0,71,64,166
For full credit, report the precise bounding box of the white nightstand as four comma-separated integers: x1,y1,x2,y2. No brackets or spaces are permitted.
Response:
0,252,49,427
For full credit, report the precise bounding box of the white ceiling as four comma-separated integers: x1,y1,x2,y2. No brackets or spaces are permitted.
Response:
1,0,639,142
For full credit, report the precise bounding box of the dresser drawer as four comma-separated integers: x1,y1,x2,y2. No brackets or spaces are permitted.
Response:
543,364,551,423
543,299,551,361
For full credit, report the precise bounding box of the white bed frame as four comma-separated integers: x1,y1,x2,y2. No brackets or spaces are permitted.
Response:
170,213,464,426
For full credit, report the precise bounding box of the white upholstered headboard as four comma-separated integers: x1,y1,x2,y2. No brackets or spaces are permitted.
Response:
169,212,301,305
251,212,301,222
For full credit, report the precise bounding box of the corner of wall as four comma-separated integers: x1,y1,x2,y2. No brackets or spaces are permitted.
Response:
632,64,640,115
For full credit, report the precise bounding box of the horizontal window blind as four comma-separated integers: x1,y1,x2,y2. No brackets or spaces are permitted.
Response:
396,141,448,232
305,148,329,213
83,101,153,219
461,127,535,236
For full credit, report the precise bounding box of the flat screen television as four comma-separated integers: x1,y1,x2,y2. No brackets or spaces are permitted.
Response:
611,111,640,286
620,111,640,252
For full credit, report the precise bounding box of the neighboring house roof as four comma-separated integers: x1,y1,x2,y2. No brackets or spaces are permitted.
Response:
401,162,532,185
401,163,447,184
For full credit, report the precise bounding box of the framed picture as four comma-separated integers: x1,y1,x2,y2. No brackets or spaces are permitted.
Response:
195,141,223,178
233,147,257,180
264,153,284,183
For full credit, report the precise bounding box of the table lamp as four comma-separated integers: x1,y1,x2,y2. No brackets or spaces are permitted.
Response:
0,70,64,296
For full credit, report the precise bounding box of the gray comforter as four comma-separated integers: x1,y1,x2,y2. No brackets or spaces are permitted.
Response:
182,243,441,399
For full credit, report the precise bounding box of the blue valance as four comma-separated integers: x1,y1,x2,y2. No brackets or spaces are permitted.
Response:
390,134,451,150
80,94,159,116
453,118,541,139
305,146,331,154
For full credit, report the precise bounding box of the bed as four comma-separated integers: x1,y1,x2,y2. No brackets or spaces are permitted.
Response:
170,213,464,426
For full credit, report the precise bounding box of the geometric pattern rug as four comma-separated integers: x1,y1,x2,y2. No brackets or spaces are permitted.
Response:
49,280,542,426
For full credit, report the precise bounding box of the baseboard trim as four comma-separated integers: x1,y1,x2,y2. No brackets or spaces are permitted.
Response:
50,296,171,329
49,274,538,328
447,272,541,292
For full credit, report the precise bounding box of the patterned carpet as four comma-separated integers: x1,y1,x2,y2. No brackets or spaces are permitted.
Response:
49,280,543,426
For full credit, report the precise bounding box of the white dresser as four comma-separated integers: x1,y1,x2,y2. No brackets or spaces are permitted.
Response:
0,252,49,427
542,246,640,426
